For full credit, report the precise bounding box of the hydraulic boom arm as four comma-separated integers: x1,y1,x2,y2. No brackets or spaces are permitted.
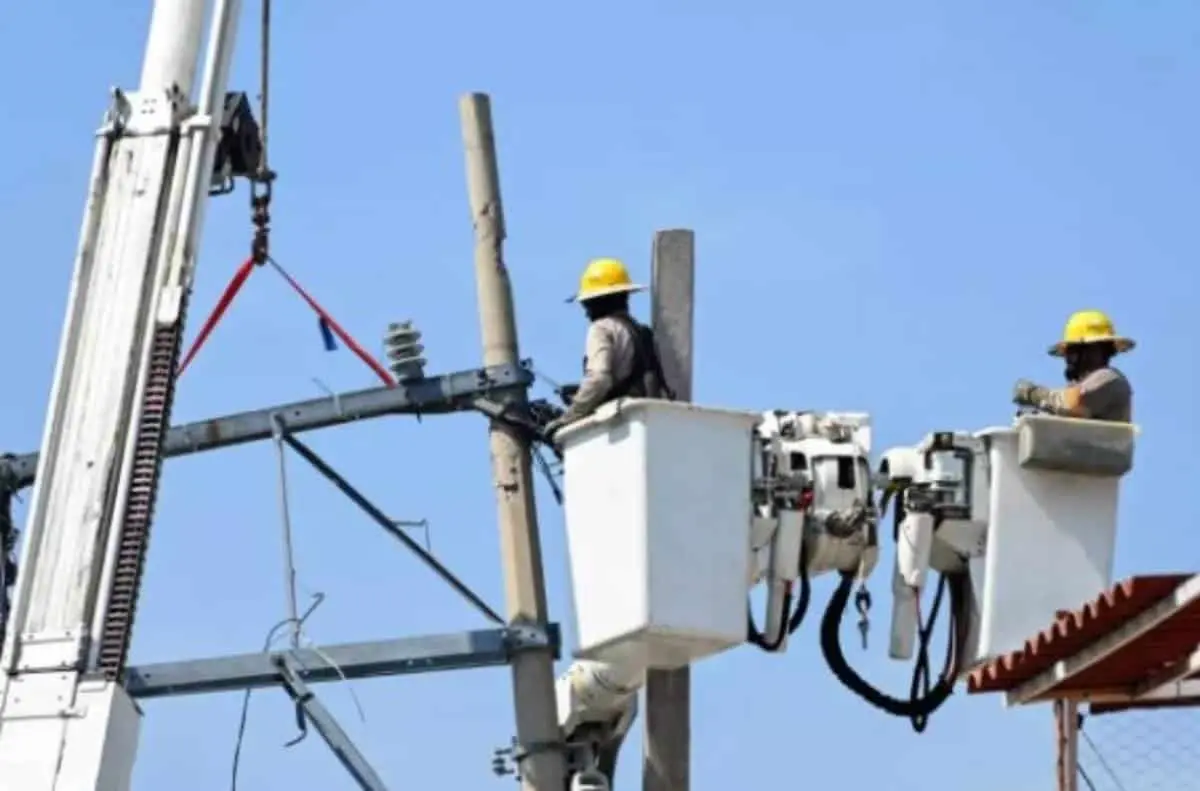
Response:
0,1,242,787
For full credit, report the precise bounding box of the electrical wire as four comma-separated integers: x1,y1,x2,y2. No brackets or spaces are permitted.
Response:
230,594,324,790
1080,720,1130,791
531,446,563,504
1077,762,1100,791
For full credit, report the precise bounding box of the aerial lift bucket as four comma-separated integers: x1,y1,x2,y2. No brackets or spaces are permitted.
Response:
557,399,760,671
970,414,1138,663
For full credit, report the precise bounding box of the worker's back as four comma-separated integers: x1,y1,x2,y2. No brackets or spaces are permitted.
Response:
586,313,669,401
1076,366,1133,422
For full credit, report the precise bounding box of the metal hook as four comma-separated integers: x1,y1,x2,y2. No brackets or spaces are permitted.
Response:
854,586,872,617
854,586,872,650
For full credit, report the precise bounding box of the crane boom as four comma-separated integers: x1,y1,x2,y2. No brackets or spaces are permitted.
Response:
0,0,241,786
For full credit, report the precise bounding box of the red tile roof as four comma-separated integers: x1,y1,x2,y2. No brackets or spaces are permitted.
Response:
966,574,1200,707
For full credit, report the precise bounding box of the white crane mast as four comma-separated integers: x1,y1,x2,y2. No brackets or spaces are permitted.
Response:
0,0,241,786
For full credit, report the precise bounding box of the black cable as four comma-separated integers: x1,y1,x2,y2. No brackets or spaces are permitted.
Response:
747,541,811,651
747,587,793,651
906,574,948,733
1077,761,1099,791
230,617,293,790
816,489,967,732
229,686,254,791
531,446,563,505
1080,720,1130,791
819,567,967,732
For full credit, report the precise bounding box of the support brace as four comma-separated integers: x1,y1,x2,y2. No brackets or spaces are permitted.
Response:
278,429,505,624
276,655,389,791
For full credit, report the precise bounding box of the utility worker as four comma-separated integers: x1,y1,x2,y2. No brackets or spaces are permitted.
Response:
1012,309,1134,422
543,258,673,442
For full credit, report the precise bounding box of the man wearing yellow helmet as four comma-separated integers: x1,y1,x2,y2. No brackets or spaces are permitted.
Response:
543,257,674,441
1012,309,1134,421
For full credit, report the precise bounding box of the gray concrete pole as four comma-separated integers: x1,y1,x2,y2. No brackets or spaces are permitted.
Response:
644,229,696,791
458,93,567,791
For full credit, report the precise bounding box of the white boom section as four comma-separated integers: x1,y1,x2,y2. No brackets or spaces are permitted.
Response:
0,0,241,787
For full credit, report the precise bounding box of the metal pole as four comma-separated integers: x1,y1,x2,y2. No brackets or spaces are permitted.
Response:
459,93,566,791
644,229,696,791
1055,699,1080,791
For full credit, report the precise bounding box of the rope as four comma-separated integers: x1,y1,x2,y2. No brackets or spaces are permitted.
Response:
272,416,302,651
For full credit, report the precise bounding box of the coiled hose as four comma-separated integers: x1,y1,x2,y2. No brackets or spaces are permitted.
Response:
814,482,970,732
819,568,968,732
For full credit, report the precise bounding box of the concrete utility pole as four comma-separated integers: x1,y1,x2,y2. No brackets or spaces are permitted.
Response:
644,229,696,791
459,93,567,791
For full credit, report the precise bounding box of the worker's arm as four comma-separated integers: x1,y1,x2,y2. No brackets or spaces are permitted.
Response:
557,322,617,424
1013,369,1129,419
1033,384,1089,418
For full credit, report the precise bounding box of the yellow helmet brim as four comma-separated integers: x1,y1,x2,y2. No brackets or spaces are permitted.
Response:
1048,336,1135,357
566,282,646,303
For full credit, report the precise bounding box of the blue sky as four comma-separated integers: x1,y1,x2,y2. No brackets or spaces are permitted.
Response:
2,1,1198,788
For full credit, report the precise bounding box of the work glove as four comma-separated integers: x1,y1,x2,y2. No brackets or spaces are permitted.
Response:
1012,378,1048,408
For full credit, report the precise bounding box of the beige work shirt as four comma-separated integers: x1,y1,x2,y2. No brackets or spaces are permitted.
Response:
1045,366,1133,422
560,314,639,423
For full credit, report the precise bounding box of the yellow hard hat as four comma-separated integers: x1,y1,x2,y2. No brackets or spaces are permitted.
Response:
568,257,646,303
1048,309,1135,357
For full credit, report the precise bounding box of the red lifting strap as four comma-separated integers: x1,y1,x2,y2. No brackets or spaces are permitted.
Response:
266,257,395,386
177,256,395,387
177,257,256,377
